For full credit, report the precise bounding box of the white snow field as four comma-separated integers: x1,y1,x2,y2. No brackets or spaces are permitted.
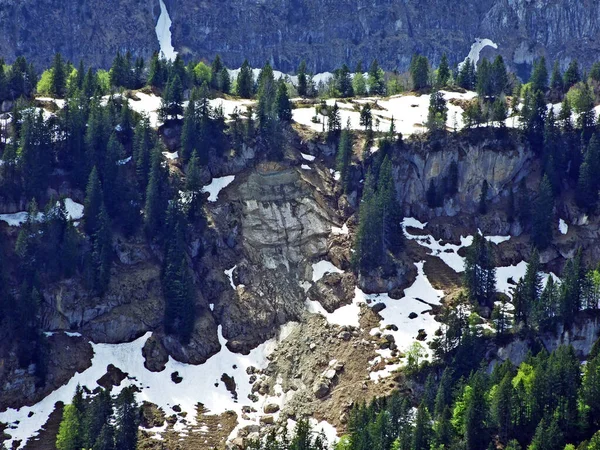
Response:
128,93,162,128
292,90,476,135
312,260,344,282
202,175,236,202
0,198,83,226
155,0,177,61
0,327,293,449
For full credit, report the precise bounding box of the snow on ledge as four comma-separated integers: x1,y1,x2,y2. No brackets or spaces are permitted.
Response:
559,218,568,235
312,260,344,282
202,175,235,202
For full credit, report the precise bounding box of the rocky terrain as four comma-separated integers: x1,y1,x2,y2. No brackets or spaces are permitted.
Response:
1,0,600,74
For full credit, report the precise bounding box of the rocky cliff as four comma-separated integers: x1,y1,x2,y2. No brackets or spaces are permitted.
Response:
1,0,600,74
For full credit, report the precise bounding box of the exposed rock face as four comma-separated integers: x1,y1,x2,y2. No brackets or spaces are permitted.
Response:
210,166,335,351
393,138,533,218
41,261,164,344
1,1,600,74
496,312,600,366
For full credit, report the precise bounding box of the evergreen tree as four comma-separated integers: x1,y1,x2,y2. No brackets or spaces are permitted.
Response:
437,53,451,87
368,59,386,95
56,404,82,450
50,52,67,98
237,60,254,98
353,61,367,96
210,55,224,91
148,52,166,89
275,81,292,122
144,145,169,237
159,75,184,122
359,103,373,131
297,60,308,97
219,67,231,94
410,55,430,91
464,233,496,305
563,60,581,90
550,61,564,94
426,90,448,133
84,167,103,237
336,126,353,192
464,372,489,450
532,175,554,250
411,403,432,450
114,387,139,450
530,57,549,93
491,55,509,96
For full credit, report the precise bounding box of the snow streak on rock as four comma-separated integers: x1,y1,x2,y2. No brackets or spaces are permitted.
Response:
155,0,177,61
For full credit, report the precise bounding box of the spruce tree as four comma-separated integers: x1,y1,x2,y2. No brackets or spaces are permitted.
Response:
426,90,448,133
275,81,292,122
144,145,169,237
563,59,581,90
336,126,353,192
210,55,224,91
236,60,254,98
410,55,430,91
56,404,82,450
437,53,451,87
114,387,139,450
530,57,548,93
84,167,103,237
297,60,308,97
368,59,386,95
532,175,554,250
353,61,367,96
464,233,496,305
50,52,67,98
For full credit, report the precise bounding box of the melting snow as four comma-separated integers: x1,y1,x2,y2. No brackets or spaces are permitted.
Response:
462,38,499,67
0,198,83,226
209,98,255,120
64,198,84,221
162,151,178,160
117,156,132,165
301,153,316,162
331,223,349,235
559,218,568,235
128,93,162,128
202,175,235,202
0,327,286,449
312,260,344,282
155,0,177,61
224,266,237,289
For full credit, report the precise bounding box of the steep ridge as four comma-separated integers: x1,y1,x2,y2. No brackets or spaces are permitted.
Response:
1,0,600,73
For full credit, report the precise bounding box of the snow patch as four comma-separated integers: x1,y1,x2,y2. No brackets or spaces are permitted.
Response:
331,223,349,235
462,38,498,67
224,266,237,289
155,0,177,61
559,218,568,235
301,153,316,162
312,260,344,282
202,175,235,202
0,327,285,449
301,164,311,170
162,151,178,160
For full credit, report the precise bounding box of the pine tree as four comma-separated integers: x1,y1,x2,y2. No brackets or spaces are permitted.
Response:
532,175,554,250
491,55,509,96
550,61,563,94
464,233,496,305
50,53,67,98
237,60,254,98
411,403,432,450
275,81,292,122
84,167,103,237
148,52,166,89
368,59,386,95
563,59,581,90
144,145,169,237
464,372,489,450
114,387,139,450
336,64,354,98
427,90,448,133
159,75,184,122
437,53,451,87
133,116,154,194
410,55,430,91
353,61,367,96
56,404,82,450
210,55,224,91
103,133,124,218
92,205,112,294
359,103,373,131
327,103,342,136
297,60,308,97
219,67,231,94
336,126,353,192
530,57,548,93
